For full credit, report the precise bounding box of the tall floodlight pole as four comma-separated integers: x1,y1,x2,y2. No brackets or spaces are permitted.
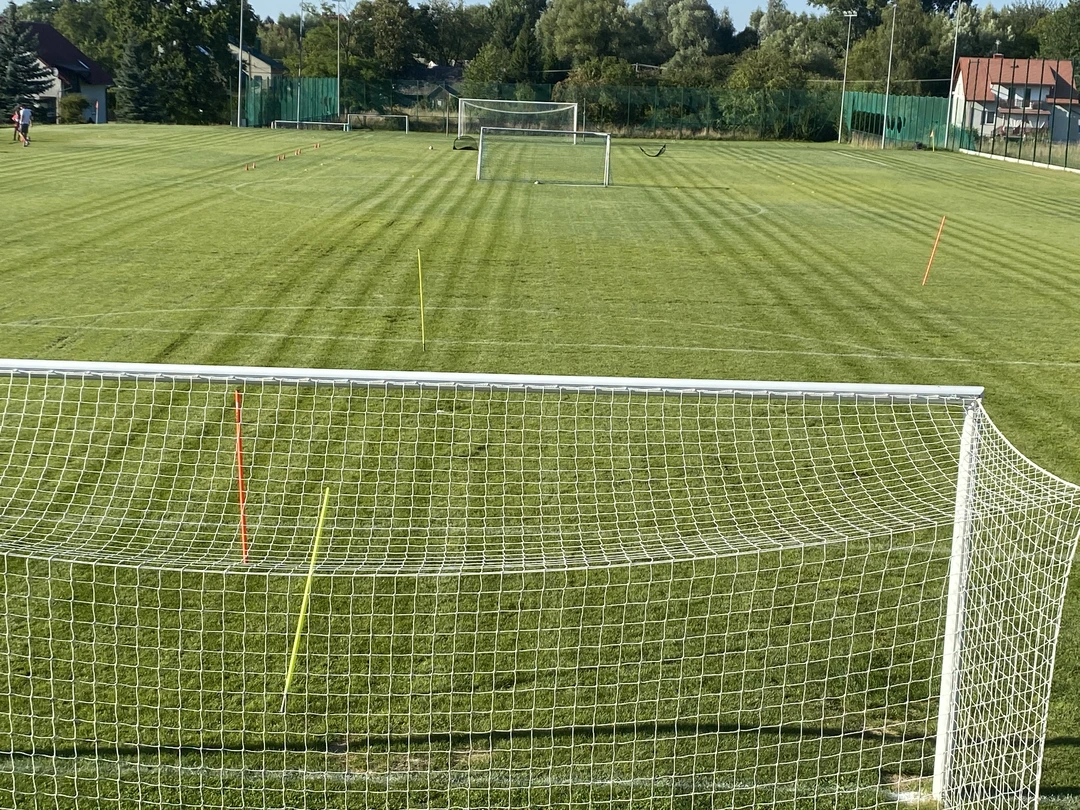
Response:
236,0,244,126
944,2,964,149
838,10,858,144
297,6,305,123
881,0,898,149
336,0,341,117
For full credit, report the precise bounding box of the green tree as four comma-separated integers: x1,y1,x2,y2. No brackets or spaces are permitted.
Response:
489,0,545,50
371,0,413,74
52,0,120,73
14,0,61,22
727,44,807,88
668,0,720,53
416,0,491,64
58,90,89,122
114,37,160,120
461,39,508,92
506,19,540,81
1037,0,1080,60
628,0,677,64
536,0,632,67
0,1,54,112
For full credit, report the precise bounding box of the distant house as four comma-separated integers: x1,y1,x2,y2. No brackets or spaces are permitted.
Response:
229,43,287,83
27,23,113,123
951,55,1080,142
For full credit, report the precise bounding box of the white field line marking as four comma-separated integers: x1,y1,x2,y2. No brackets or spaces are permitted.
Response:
832,151,891,168
3,318,1078,369
4,305,879,353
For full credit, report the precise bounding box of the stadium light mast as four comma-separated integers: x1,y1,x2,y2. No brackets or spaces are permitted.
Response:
838,10,858,144
297,5,305,123
336,0,341,117
944,2,965,150
235,0,244,127
881,0,898,149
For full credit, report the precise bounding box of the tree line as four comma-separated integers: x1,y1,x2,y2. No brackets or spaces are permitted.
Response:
4,0,1080,124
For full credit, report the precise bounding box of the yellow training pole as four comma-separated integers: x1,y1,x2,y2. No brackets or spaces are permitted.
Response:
922,215,947,286
281,487,331,712
417,248,427,351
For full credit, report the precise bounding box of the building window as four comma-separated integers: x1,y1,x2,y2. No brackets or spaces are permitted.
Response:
983,109,996,125
1023,88,1032,107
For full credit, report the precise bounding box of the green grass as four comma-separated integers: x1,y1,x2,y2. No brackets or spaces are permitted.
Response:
1,125,1079,808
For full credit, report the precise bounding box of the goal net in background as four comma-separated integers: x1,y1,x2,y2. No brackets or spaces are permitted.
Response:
0,359,1077,810
477,128,612,186
347,113,409,133
270,120,349,131
457,98,579,140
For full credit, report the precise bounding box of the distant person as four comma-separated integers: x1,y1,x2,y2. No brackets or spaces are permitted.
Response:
10,107,19,143
17,105,31,147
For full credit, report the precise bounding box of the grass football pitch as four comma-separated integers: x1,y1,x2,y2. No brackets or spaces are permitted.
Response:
0,125,1079,807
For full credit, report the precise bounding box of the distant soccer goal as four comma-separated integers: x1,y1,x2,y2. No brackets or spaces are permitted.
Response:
477,127,612,186
270,120,349,131
347,113,409,133
458,98,578,140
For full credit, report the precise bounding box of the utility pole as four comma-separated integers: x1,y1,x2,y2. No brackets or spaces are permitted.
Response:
838,10,858,144
235,0,244,127
881,1,898,149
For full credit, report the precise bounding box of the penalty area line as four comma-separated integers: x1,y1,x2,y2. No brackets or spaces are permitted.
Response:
2,320,1078,369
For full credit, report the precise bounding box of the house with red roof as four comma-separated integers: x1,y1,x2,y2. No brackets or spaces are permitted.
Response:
27,23,113,124
951,55,1080,142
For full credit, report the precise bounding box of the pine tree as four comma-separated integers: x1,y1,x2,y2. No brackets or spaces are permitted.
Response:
114,38,162,122
0,1,54,114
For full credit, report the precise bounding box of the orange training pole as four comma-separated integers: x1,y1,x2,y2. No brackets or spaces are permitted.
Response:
922,215,947,286
234,390,250,563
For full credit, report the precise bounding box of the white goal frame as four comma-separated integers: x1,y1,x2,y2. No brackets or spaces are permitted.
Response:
270,120,350,131
0,357,1077,810
347,113,409,133
457,98,579,140
476,126,612,187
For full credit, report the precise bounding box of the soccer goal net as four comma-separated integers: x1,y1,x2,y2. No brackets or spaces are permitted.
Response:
347,113,409,133
477,127,612,186
0,359,1077,810
270,120,349,131
457,98,579,140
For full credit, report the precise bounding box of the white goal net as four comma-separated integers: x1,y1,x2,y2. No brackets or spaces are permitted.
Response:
457,98,579,140
270,120,349,131
347,113,409,133
477,127,612,186
0,359,1077,810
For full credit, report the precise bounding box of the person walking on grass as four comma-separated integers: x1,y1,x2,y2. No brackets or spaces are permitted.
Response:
10,107,19,143
17,105,31,147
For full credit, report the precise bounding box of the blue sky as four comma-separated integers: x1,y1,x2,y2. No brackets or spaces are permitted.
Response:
246,0,816,36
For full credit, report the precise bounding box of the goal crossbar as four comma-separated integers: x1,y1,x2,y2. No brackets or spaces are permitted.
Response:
0,358,985,399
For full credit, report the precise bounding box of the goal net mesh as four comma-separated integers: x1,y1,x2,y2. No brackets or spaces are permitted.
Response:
458,99,578,140
0,362,1076,810
477,129,611,186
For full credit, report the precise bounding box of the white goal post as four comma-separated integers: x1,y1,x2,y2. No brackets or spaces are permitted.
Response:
457,98,579,140
0,358,1077,810
347,113,409,133
270,120,350,131
477,127,612,187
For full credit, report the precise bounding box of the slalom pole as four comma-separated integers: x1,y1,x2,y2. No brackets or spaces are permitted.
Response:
281,487,332,712
417,248,427,351
234,390,249,563
922,215,947,286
